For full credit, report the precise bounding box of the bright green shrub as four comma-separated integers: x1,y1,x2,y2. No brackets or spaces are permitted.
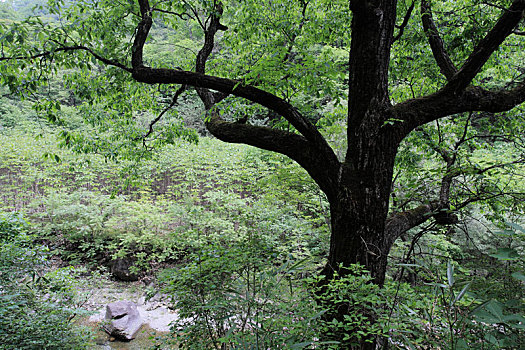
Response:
311,264,388,348
159,236,323,349
0,212,93,350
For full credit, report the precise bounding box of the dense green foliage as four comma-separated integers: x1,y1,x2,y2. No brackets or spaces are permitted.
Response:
0,212,92,350
0,0,524,348
0,114,523,348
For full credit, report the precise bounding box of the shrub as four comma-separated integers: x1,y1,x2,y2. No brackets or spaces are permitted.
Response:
159,234,324,349
0,212,93,350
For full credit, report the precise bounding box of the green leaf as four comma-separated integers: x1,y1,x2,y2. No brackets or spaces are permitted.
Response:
506,222,525,234
472,300,505,324
307,309,328,322
489,248,520,260
456,339,468,350
511,272,525,282
401,334,417,350
454,282,470,304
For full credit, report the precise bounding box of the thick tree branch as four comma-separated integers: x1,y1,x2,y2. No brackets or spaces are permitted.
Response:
206,112,340,199
131,65,341,180
194,1,225,109
396,0,524,134
131,67,340,165
394,81,525,134
131,0,340,198
420,0,457,79
132,0,153,68
446,0,525,92
132,0,329,147
385,202,441,243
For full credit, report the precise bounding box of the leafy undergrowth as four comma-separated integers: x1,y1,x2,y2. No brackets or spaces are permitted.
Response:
0,212,94,350
0,129,330,279
1,128,524,349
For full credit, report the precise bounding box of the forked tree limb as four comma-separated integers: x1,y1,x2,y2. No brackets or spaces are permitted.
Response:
132,0,337,161
393,1,415,43
420,0,457,79
130,0,341,198
400,0,525,134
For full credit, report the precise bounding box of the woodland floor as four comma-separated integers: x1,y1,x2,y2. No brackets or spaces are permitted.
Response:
73,272,179,349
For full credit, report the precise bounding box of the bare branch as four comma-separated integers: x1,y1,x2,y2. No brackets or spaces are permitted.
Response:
139,84,187,143
419,126,452,164
393,1,415,43
151,8,191,20
0,45,132,72
482,1,514,12
132,67,331,148
420,0,457,79
183,0,205,30
456,191,525,211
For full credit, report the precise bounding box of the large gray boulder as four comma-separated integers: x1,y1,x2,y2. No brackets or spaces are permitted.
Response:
104,301,143,341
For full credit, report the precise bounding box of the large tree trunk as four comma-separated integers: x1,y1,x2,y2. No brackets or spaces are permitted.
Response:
316,1,400,345
320,128,400,349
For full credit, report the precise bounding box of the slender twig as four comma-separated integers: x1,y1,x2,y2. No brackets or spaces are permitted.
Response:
140,84,187,144
393,1,415,43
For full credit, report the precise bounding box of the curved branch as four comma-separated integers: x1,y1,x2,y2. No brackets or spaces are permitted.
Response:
0,45,132,72
194,1,225,109
129,0,341,199
393,1,415,43
131,66,338,162
206,112,340,199
131,0,340,197
420,0,457,79
132,0,153,68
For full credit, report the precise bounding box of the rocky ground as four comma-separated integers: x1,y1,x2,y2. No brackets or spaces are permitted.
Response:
74,273,180,349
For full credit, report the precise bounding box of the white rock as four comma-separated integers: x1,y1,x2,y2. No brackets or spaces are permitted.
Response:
103,301,143,341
